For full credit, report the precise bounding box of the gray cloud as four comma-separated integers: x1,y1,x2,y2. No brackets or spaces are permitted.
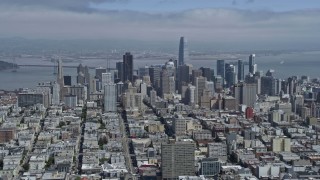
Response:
0,0,128,12
0,3,319,50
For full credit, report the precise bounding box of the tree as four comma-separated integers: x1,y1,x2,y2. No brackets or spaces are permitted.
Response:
22,163,29,171
58,121,66,128
45,156,55,168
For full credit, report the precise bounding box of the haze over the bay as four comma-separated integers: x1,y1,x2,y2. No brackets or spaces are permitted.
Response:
1,0,320,52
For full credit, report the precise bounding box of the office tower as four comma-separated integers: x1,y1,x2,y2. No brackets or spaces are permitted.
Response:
216,60,225,82
18,91,45,107
104,83,116,112
200,90,212,108
116,81,124,102
140,82,147,96
200,67,213,81
178,36,188,66
64,95,77,108
206,81,215,96
116,62,123,82
178,64,191,93
102,72,113,85
63,76,72,86
234,83,257,107
52,82,60,105
237,60,244,81
142,75,151,85
161,142,195,179
122,83,135,110
36,83,52,106
201,158,221,177
243,83,257,107
160,69,175,97
77,64,90,84
225,63,236,88
191,69,203,84
57,58,63,83
186,85,196,106
89,77,97,93
123,52,133,83
56,58,65,100
249,54,255,74
138,66,149,78
68,85,87,102
261,76,276,96
215,76,224,92
150,89,157,106
195,76,206,105
149,65,162,92
95,67,107,82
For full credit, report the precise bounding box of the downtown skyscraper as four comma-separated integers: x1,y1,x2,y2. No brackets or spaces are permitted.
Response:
178,36,188,66
249,54,256,74
123,52,133,83
238,60,244,81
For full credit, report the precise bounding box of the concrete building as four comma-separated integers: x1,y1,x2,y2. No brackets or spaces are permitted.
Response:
64,94,77,108
272,137,291,152
207,142,227,161
161,142,195,179
104,83,116,112
201,158,221,177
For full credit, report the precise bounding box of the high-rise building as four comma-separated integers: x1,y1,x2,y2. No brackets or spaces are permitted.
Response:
52,82,60,105
68,85,87,102
249,54,256,74
57,58,63,83
102,72,113,85
195,76,206,105
261,76,276,96
200,67,213,81
116,81,124,102
216,60,225,82
150,89,157,106
116,62,123,82
161,142,195,179
178,64,192,93
64,94,77,108
178,36,188,66
234,83,257,107
215,76,224,92
225,63,236,88
238,60,244,81
63,76,72,86
95,67,107,82
104,83,116,112
123,52,133,83
18,91,45,107
149,65,162,93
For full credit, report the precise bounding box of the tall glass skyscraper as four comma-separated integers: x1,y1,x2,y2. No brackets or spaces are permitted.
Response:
238,60,244,81
123,52,133,83
249,54,255,74
178,36,188,66
216,60,225,80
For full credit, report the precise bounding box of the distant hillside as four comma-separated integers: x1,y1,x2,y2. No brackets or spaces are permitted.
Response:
0,61,18,70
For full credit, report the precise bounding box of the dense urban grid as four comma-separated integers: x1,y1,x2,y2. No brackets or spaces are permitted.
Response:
1,36,320,180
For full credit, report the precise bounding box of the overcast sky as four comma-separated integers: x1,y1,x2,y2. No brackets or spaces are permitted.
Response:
1,0,320,50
